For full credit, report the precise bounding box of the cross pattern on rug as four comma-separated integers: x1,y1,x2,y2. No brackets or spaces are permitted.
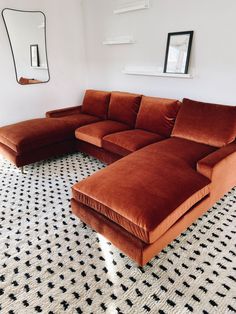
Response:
0,153,235,314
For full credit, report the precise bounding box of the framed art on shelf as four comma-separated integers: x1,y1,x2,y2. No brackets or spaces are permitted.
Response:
164,31,194,74
30,44,39,67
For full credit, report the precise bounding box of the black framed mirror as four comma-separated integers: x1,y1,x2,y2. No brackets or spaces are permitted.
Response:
164,31,194,74
2,8,50,85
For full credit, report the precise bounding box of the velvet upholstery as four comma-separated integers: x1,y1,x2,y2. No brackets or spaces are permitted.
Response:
71,195,212,266
140,137,217,169
76,141,121,165
102,129,163,156
1,89,236,266
172,98,236,147
136,96,181,137
46,105,82,118
72,149,210,244
0,115,100,154
108,91,142,127
81,90,111,119
75,120,130,147
0,140,77,168
197,140,236,201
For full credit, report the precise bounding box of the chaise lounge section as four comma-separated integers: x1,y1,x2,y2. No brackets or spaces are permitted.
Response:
0,90,110,168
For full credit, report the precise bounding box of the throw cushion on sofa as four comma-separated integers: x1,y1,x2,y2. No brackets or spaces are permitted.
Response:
108,91,142,127
172,98,236,147
81,89,111,119
135,96,181,137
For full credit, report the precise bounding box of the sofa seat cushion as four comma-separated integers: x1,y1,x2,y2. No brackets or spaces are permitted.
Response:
72,151,210,244
141,137,217,169
75,120,131,147
81,90,111,119
0,114,100,154
172,98,236,147
102,129,164,156
135,96,180,137
108,92,142,127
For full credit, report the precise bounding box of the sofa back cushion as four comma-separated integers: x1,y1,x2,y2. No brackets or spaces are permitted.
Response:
172,98,236,147
108,91,142,127
81,89,111,119
135,96,181,137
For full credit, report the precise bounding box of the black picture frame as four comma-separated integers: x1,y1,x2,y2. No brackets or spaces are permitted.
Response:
164,31,194,74
30,44,40,67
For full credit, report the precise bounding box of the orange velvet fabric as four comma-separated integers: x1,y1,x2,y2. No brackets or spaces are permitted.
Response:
46,105,82,118
81,89,111,119
141,137,217,169
102,129,163,156
197,140,236,202
71,195,212,266
108,91,142,127
76,141,121,165
135,96,181,137
0,114,100,154
0,140,77,168
75,120,130,147
72,145,210,244
172,98,236,147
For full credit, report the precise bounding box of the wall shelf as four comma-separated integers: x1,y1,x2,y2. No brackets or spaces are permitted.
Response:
31,66,48,70
123,66,193,78
114,0,149,14
103,37,135,45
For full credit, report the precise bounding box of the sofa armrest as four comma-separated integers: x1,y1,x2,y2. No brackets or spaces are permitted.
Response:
197,141,236,201
46,105,82,118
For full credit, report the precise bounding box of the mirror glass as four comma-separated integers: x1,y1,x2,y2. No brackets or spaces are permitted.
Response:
2,9,50,85
164,31,193,74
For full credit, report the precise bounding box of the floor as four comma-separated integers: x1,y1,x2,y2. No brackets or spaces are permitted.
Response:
0,153,235,314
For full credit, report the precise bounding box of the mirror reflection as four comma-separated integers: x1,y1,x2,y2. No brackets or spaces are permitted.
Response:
2,9,50,85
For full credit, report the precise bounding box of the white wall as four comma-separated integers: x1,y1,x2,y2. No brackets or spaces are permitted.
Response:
1,0,235,127
0,0,87,126
83,0,236,106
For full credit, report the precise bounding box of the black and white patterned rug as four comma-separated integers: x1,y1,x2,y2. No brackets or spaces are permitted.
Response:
0,153,235,314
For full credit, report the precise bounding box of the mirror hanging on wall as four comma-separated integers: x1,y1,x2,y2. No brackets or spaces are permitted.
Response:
2,8,50,85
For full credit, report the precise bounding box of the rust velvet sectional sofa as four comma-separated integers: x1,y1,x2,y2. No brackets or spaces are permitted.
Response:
0,90,235,266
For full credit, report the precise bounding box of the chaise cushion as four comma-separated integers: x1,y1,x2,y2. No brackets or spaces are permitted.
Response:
108,91,142,127
135,96,180,137
0,114,100,154
72,147,211,244
102,129,163,156
142,137,217,169
81,89,111,119
75,120,131,147
172,98,236,147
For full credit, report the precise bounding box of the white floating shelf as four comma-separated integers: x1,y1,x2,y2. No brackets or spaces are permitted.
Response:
103,37,135,45
123,67,192,78
31,66,48,70
114,0,149,14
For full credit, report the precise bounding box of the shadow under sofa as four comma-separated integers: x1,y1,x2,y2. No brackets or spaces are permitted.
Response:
0,90,235,266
